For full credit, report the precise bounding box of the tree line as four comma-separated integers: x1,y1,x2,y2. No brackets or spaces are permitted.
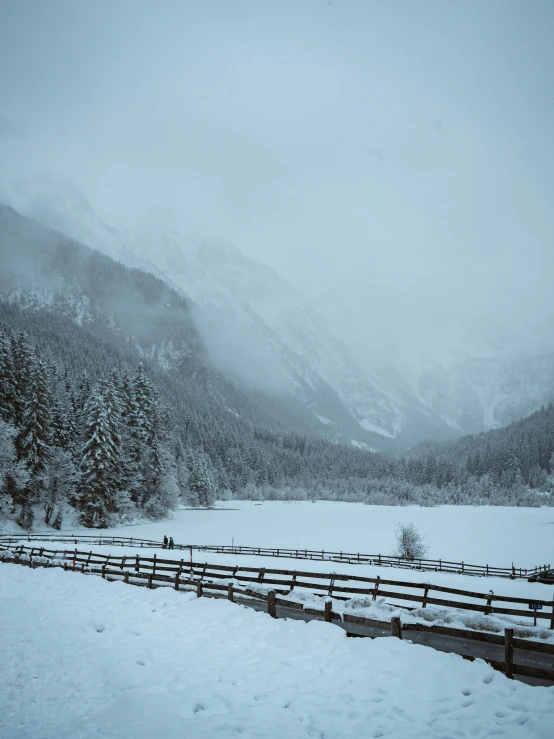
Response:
0,327,217,528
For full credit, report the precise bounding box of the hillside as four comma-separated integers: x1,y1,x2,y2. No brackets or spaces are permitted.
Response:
0,204,552,532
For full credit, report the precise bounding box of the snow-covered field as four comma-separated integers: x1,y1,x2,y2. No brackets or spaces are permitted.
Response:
1,563,553,739
67,501,553,568
6,502,554,632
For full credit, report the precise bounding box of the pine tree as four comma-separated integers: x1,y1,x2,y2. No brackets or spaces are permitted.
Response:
42,447,77,525
0,330,17,424
18,356,52,476
78,384,119,527
11,331,34,426
133,363,156,447
0,418,17,506
118,370,142,503
188,450,216,507
17,499,34,530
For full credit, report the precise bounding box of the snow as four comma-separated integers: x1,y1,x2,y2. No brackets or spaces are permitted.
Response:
360,419,394,437
63,501,554,569
1,563,553,739
315,414,332,425
8,501,554,634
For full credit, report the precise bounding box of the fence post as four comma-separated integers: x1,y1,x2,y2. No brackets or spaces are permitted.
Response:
135,555,140,573
268,590,277,618
124,571,130,584
422,586,429,608
175,572,180,591
391,617,402,639
504,628,514,679
325,600,332,623
550,597,554,630
148,573,153,589
102,564,106,579
372,575,380,601
196,581,203,598
228,583,234,602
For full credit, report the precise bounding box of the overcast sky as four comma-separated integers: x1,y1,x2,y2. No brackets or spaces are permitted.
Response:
1,0,553,367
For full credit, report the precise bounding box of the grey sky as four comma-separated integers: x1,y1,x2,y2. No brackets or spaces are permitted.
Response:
1,0,553,366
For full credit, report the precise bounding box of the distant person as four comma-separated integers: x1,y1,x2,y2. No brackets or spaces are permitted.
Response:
169,537,174,550
163,535,168,549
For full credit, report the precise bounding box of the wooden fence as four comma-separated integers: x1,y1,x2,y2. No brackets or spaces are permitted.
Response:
0,533,550,580
1,543,553,684
2,541,553,627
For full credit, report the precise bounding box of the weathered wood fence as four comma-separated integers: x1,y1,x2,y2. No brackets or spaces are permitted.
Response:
2,542,553,626
1,543,553,684
0,533,550,580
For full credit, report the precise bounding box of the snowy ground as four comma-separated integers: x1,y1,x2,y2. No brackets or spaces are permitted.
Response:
58,501,554,568
6,502,553,569
8,501,554,632
1,563,553,739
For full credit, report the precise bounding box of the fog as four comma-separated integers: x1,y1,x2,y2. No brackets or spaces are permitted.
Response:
1,0,553,370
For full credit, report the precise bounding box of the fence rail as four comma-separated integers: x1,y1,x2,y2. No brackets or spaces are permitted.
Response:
2,541,553,627
1,543,553,685
0,533,550,580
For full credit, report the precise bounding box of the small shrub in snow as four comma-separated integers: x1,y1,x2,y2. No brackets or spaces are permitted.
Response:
17,501,34,530
394,522,428,560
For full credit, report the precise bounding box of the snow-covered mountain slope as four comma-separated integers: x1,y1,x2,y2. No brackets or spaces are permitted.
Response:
131,226,414,444
0,176,413,446
416,354,554,434
3,175,553,446
0,205,346,443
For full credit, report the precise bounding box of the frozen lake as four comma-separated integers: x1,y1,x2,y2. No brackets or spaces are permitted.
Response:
75,502,553,569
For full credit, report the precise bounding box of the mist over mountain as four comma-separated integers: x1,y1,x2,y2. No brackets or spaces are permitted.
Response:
2,175,553,449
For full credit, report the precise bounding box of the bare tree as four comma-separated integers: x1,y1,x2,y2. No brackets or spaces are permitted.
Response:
394,522,428,560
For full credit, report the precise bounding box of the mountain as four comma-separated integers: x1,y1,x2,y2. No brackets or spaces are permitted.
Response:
415,354,554,434
131,225,414,448
2,174,148,270
0,204,337,442
2,176,553,447
1,177,413,447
